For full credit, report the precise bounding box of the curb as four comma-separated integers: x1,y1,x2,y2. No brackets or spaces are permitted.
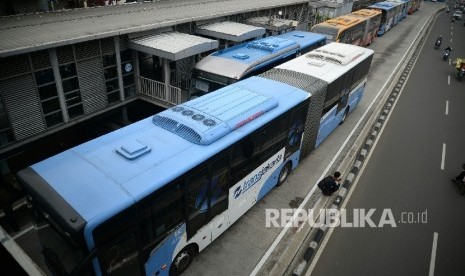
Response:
290,8,440,276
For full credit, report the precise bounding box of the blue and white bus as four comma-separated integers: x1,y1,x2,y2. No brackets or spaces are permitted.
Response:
368,1,402,35
190,30,326,97
16,43,373,276
387,0,411,21
270,43,374,149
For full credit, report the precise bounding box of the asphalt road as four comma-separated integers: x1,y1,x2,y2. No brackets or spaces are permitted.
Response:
308,3,465,276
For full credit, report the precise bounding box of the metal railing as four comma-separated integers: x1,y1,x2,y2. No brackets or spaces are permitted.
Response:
138,76,181,105
170,70,191,91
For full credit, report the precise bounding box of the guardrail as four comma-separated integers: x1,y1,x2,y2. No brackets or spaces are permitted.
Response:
138,76,182,105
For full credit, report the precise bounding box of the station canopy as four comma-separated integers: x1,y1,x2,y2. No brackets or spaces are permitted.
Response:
244,16,300,31
194,21,266,42
128,32,218,61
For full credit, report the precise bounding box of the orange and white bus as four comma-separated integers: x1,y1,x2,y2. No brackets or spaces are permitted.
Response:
347,9,382,46
311,9,381,47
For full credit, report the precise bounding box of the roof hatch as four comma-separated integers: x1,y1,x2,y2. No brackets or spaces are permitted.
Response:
116,140,151,160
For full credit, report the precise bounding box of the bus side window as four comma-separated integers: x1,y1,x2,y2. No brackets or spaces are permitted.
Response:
231,132,260,183
338,68,355,112
186,167,209,238
288,106,306,152
261,113,289,158
101,231,141,275
322,76,343,116
209,154,230,218
93,207,141,276
351,55,372,90
138,180,184,245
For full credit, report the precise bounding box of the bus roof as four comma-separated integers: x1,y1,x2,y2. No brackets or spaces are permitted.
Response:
368,1,398,9
194,31,325,80
310,16,365,42
350,8,382,18
325,16,364,27
276,42,374,83
18,76,309,233
275,31,326,51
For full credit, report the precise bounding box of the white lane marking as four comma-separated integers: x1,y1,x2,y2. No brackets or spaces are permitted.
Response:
445,101,449,115
250,10,430,276
441,143,446,170
429,232,439,276
448,75,450,85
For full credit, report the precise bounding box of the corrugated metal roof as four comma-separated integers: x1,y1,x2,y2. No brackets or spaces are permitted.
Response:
194,21,266,42
0,0,308,58
245,16,300,30
128,31,218,60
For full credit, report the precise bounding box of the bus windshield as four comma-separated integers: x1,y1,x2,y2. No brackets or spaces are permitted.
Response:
191,69,234,96
36,208,89,275
310,26,338,42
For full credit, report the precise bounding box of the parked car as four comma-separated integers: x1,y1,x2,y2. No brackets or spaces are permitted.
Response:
453,10,463,20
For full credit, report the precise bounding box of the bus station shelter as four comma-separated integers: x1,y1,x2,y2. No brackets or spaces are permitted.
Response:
194,21,266,46
128,32,218,105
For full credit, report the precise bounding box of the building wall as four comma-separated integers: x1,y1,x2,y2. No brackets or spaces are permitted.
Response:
0,2,311,170
0,37,136,152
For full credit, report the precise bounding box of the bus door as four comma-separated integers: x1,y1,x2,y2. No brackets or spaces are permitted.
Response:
186,154,230,244
209,154,230,241
187,167,212,249
337,68,355,116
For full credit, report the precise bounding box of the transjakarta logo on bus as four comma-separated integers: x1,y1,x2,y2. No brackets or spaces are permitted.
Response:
233,153,283,199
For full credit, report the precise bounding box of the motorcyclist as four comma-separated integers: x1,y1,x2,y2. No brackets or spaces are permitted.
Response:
454,57,465,80
443,46,452,61
455,57,465,70
435,36,442,48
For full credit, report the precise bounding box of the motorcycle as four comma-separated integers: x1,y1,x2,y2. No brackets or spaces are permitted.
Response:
443,49,451,61
434,39,442,49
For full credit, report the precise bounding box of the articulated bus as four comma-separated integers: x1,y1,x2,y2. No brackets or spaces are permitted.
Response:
388,0,411,20
367,1,402,35
310,15,366,46
346,9,382,46
190,30,326,97
16,43,374,276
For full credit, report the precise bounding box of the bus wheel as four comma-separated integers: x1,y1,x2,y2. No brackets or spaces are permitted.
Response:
277,162,291,186
170,245,197,276
339,108,349,125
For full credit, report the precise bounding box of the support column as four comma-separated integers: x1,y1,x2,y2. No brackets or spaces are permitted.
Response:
49,48,69,123
163,58,171,100
122,106,129,125
114,36,125,102
132,49,140,95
